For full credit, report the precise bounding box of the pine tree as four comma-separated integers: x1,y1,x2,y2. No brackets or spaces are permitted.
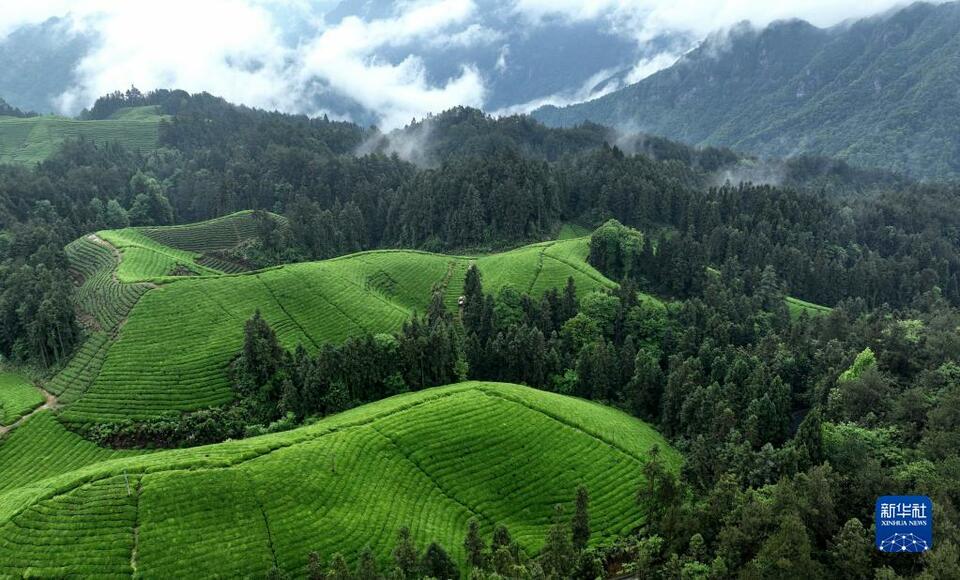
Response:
328,553,352,580
464,516,486,570
420,542,458,580
240,310,283,388
571,485,591,551
829,519,872,580
356,545,380,580
392,526,419,579
463,265,484,332
308,551,326,580
540,505,574,578
491,524,512,552
561,276,578,322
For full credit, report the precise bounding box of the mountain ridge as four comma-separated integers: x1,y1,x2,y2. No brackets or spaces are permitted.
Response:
533,1,960,181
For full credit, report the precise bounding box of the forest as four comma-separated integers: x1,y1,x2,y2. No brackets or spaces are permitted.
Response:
1,88,960,578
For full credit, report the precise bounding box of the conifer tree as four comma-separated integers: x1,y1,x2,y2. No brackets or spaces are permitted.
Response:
572,484,591,551
464,516,486,570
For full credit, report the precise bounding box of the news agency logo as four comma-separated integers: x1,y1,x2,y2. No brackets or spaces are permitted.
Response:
876,496,932,553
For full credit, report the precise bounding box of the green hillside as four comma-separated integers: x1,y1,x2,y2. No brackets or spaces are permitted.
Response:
0,382,678,577
0,411,143,494
0,372,42,426
48,213,618,423
0,106,163,164
61,238,614,423
786,296,832,319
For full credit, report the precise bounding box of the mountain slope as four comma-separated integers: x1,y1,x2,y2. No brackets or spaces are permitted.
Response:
53,215,616,423
0,382,677,576
534,2,960,181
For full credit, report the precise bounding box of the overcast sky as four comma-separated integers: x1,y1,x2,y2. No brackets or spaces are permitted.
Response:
0,0,926,127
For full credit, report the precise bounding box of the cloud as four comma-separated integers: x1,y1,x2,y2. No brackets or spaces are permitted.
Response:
510,1,923,40
55,0,296,115
625,51,682,84
492,66,623,116
0,0,938,126
296,0,487,128
2,0,487,129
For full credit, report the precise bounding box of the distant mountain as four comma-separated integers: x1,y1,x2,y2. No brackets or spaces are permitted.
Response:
0,18,89,114
0,2,690,126
533,2,960,181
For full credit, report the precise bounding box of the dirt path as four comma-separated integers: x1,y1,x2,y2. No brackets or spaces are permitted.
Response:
0,386,58,437
87,233,124,285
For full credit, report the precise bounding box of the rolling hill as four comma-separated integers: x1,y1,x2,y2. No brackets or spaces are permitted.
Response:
0,105,163,164
0,381,678,577
50,214,618,423
534,2,960,181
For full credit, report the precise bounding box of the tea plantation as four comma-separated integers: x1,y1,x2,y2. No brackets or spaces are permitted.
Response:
0,382,678,577
0,372,42,426
56,220,619,422
0,107,163,165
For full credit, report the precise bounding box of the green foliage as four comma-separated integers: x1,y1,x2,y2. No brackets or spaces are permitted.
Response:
0,371,42,425
0,112,161,164
58,225,615,423
839,348,877,384
0,382,676,576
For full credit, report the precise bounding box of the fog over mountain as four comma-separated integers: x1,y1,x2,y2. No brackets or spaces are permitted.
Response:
533,1,960,180
0,1,925,128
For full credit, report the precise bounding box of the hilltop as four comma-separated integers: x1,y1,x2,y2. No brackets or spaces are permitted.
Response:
0,381,677,577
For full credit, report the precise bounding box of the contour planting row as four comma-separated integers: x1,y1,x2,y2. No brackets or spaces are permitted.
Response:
66,236,153,331
0,372,42,426
98,228,223,282
60,240,619,423
0,411,143,495
0,383,679,577
137,210,284,253
0,116,160,165
60,259,423,422
0,475,138,577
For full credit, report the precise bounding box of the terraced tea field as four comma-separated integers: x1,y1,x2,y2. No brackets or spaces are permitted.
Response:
0,411,143,494
137,210,283,254
0,372,42,426
0,107,162,165
96,210,286,282
0,382,678,576
59,224,621,422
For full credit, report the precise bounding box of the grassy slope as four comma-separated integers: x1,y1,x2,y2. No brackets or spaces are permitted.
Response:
62,234,616,422
0,106,162,164
0,372,42,426
0,382,678,576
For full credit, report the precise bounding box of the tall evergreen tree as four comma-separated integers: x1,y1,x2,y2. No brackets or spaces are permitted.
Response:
420,542,458,580
392,526,419,579
572,485,591,551
464,517,486,570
